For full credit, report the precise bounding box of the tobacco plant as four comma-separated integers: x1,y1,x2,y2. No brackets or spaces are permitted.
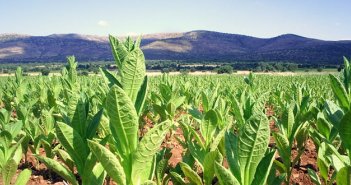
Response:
88,35,172,185
215,113,275,185
308,57,351,184
0,110,31,185
35,94,106,185
150,74,186,122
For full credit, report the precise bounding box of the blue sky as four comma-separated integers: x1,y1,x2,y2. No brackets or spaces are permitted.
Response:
0,0,350,40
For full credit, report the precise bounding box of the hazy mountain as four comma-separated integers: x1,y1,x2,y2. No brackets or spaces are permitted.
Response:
0,30,350,64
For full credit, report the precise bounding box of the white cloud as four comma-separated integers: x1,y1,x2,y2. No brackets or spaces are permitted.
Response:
97,20,109,27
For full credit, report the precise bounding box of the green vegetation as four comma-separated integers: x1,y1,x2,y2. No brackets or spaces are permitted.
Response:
0,36,350,184
0,60,341,75
40,68,50,76
215,65,234,74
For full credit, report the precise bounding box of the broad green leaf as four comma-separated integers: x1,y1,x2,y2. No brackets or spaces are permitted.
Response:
324,100,344,129
134,35,142,48
201,109,218,147
202,92,209,112
307,168,322,185
273,132,290,165
283,105,294,138
109,35,127,70
56,149,74,171
35,155,78,185
209,124,228,151
55,122,87,174
87,140,126,185
15,67,23,85
317,143,329,181
273,160,287,174
81,153,101,185
203,151,223,185
171,96,186,109
0,131,12,149
135,76,148,116
296,87,302,106
66,55,78,83
4,120,23,139
159,84,172,102
187,141,206,168
2,159,17,185
71,97,87,138
295,125,308,149
343,57,351,92
124,36,134,51
12,146,22,166
325,142,350,169
339,110,351,151
251,151,276,185
153,104,167,121
214,162,240,185
225,131,241,182
179,162,202,185
166,102,176,117
156,158,168,185
189,106,203,122
329,74,350,110
106,85,138,156
121,48,146,103
188,126,205,149
14,169,31,185
238,114,270,185
0,109,9,123
86,109,104,139
252,94,267,116
231,97,244,126
336,166,351,185
316,112,331,139
169,172,186,185
100,68,123,88
132,120,172,184
88,163,106,185
329,155,348,172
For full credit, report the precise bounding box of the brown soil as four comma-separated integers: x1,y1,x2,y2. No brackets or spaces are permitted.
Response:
289,139,317,185
168,127,185,168
7,106,320,185
14,148,65,185
267,104,317,185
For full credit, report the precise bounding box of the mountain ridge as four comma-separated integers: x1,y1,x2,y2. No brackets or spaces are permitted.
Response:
0,30,350,64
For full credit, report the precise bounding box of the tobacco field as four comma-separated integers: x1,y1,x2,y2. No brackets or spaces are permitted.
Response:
0,36,350,185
